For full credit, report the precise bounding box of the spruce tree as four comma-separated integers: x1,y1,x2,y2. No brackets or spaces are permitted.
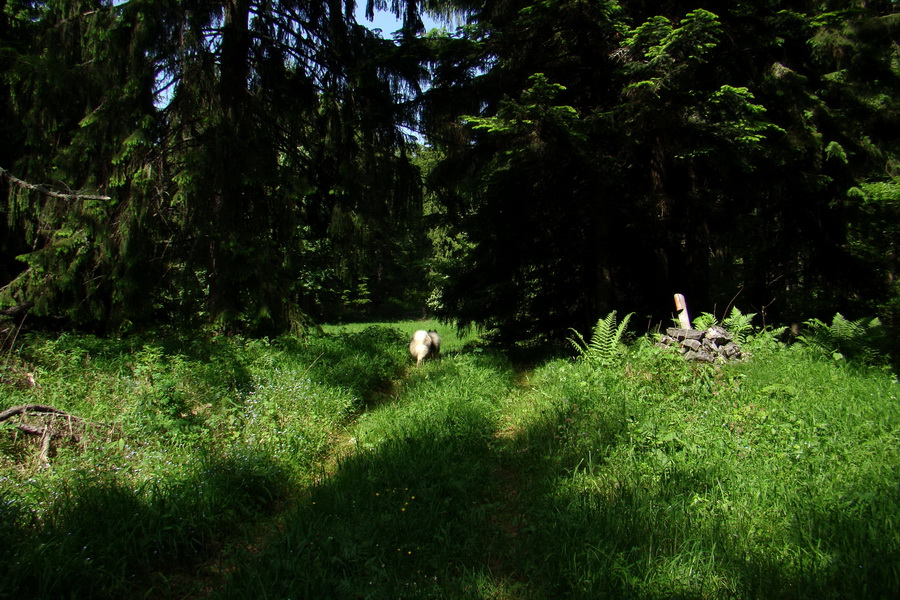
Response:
1,0,435,332
425,0,899,342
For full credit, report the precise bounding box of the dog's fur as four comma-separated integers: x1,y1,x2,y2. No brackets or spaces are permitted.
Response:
426,330,441,357
409,329,440,366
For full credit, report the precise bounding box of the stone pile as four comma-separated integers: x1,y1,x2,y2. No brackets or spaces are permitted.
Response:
659,326,746,362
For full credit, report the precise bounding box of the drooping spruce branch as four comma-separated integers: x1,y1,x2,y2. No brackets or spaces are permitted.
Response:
0,166,111,201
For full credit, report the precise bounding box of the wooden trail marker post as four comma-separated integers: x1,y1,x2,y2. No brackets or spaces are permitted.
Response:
674,293,692,330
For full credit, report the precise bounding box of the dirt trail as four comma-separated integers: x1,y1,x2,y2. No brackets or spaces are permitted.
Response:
197,358,537,598
483,367,536,589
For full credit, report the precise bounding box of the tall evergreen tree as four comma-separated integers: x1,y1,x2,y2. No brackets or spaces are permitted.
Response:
425,0,900,343
424,0,627,342
4,0,897,338
2,0,159,326
1,0,438,332
0,0,31,286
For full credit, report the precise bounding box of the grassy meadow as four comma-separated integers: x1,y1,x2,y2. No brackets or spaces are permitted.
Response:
0,319,898,598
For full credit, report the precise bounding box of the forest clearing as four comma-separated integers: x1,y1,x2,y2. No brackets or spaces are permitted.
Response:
2,2,899,597
1,319,897,599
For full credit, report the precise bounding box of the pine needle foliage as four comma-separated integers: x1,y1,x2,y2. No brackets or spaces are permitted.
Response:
0,0,427,333
568,311,634,367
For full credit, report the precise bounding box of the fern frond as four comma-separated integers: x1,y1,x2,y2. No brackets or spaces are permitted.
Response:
568,328,589,355
722,307,756,344
588,311,618,363
569,311,634,367
614,312,634,349
799,313,884,363
692,312,718,330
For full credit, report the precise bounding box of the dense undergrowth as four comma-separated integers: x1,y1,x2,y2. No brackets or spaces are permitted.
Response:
1,319,898,598
0,324,409,598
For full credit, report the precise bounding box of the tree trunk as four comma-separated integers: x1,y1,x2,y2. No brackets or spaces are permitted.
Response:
208,0,252,322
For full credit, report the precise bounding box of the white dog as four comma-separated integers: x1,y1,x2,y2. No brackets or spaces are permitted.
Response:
409,329,441,366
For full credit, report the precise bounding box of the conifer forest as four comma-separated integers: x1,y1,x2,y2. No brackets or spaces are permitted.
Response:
1,1,898,342
3,4,900,599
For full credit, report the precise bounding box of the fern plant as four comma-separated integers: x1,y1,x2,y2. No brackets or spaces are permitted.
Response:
569,311,634,367
799,313,884,364
691,307,756,344
722,307,756,345
692,312,718,330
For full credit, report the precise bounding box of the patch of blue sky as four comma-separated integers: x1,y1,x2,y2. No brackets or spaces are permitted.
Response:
355,5,460,39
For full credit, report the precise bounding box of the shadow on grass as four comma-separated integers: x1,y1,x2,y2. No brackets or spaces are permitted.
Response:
0,452,290,599
503,412,900,599
212,353,899,600
213,354,517,599
273,327,409,400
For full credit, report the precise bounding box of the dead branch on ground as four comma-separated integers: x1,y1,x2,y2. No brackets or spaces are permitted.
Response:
1,404,116,466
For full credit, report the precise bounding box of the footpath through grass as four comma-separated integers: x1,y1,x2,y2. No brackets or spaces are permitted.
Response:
1,322,898,598
0,324,411,598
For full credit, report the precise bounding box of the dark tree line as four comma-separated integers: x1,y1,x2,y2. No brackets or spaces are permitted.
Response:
424,0,900,343
1,0,898,342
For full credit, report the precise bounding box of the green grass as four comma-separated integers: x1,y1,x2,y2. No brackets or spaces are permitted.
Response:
322,318,480,355
497,341,900,599
1,323,898,599
0,325,409,598
216,351,517,598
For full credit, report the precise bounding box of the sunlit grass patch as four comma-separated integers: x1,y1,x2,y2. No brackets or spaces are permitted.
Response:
323,318,480,355
498,338,900,599
0,325,410,598
3,322,898,599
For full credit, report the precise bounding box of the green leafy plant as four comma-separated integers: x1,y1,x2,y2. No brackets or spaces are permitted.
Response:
722,307,757,345
799,313,885,364
568,311,634,367
691,307,757,344
692,312,719,330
